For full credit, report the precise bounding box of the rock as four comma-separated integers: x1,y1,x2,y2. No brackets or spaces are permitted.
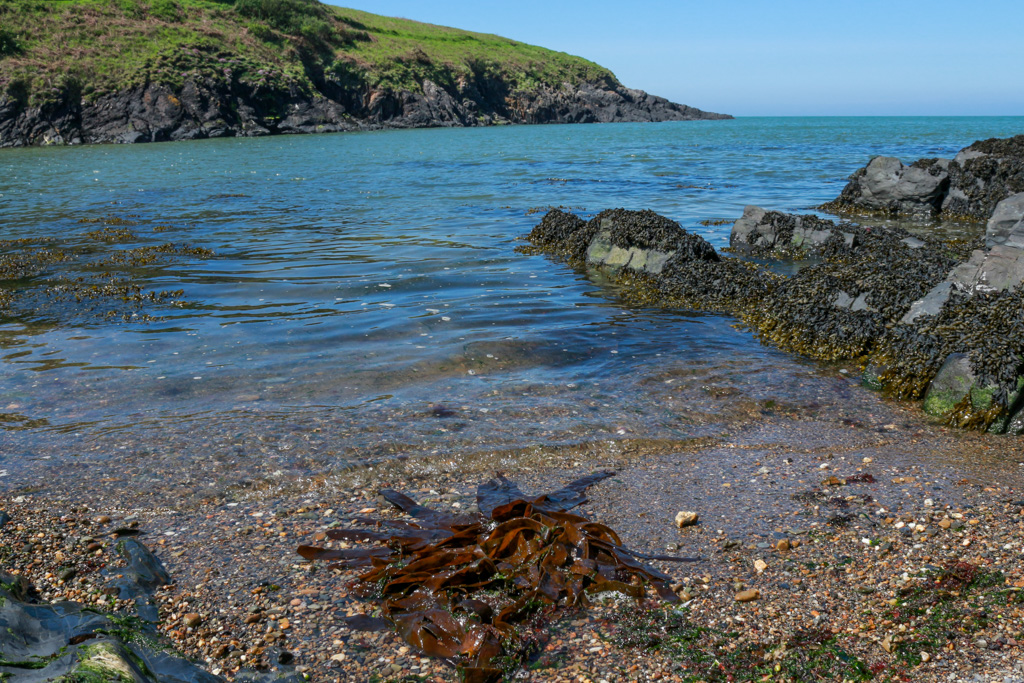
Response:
734,589,760,602
986,192,1024,248
729,206,857,257
0,70,730,148
95,515,112,524
943,135,1024,220
105,538,171,623
0,578,221,682
829,156,950,216
183,613,203,628
880,636,893,652
674,511,699,528
0,510,9,527
585,209,718,276
920,651,931,662
776,539,791,552
754,559,768,574
923,353,977,417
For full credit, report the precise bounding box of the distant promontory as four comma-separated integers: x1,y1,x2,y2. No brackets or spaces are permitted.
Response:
0,0,730,146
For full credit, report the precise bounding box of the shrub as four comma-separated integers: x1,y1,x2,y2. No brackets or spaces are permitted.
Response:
0,27,21,57
149,0,181,21
234,0,323,33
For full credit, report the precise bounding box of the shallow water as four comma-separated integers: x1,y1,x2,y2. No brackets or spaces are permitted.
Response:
2,117,1023,500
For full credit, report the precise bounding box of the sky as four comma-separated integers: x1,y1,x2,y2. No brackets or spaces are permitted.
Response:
330,1,1024,117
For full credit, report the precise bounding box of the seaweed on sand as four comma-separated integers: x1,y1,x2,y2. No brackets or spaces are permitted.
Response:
297,471,699,681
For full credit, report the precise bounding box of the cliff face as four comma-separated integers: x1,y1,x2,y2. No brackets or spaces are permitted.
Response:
0,1,729,147
0,75,728,147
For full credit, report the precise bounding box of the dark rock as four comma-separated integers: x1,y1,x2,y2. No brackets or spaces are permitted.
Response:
829,156,950,216
585,209,718,276
729,206,857,257
0,71,730,148
943,135,1024,220
0,510,10,527
0,577,221,682
105,538,171,623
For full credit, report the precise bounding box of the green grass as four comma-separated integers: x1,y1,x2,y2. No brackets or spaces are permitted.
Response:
0,0,618,108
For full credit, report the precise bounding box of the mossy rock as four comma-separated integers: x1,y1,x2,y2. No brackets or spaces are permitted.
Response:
56,640,149,682
922,353,976,417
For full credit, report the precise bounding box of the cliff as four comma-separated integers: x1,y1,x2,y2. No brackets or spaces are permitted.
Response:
0,0,730,146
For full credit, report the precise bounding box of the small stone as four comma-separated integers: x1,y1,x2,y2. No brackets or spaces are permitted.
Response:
58,568,77,582
939,518,952,529
95,515,111,524
244,614,262,625
920,651,931,663
754,559,768,574
735,589,759,602
277,651,294,665
674,511,699,528
776,539,791,551
278,618,290,630
183,613,202,628
880,636,893,653
213,644,230,659
330,653,345,663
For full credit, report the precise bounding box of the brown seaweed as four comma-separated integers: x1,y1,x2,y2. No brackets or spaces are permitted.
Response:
297,471,699,680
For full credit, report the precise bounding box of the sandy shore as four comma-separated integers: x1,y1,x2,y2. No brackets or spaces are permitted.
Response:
3,389,1024,682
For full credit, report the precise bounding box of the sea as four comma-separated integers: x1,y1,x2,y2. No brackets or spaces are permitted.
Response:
2,117,1022,502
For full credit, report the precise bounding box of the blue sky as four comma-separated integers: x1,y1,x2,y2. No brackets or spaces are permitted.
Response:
331,1,1024,117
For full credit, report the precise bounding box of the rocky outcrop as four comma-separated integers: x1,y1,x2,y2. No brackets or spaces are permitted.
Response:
827,157,950,217
943,136,1024,219
823,135,1024,223
0,72,730,147
730,206,860,257
528,204,1024,433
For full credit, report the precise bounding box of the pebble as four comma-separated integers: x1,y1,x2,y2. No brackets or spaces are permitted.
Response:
183,613,202,628
735,589,759,602
674,511,699,528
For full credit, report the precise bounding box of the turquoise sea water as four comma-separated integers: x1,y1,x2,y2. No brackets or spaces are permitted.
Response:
1,117,1022,496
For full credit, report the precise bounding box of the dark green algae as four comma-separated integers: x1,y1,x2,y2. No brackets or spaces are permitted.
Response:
522,207,1021,432
0,217,213,325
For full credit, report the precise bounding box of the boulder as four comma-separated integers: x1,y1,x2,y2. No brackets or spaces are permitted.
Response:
830,156,950,216
986,192,1024,248
943,135,1024,220
923,353,979,417
584,209,718,276
729,206,857,257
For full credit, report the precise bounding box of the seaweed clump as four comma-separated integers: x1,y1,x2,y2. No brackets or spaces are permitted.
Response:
297,472,695,681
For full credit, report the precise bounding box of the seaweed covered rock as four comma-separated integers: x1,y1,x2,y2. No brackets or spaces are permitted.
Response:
729,206,859,257
943,135,1024,220
585,208,718,275
825,156,950,217
523,208,717,274
744,222,959,360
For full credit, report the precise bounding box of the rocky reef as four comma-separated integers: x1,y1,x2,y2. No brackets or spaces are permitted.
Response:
822,135,1024,222
523,177,1024,433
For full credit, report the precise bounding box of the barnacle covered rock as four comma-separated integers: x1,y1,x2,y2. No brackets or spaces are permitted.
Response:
986,192,1024,248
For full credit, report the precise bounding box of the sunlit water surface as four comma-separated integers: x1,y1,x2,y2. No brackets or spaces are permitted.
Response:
2,117,1023,499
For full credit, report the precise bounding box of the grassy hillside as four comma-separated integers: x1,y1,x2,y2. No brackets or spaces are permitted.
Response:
0,0,618,107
